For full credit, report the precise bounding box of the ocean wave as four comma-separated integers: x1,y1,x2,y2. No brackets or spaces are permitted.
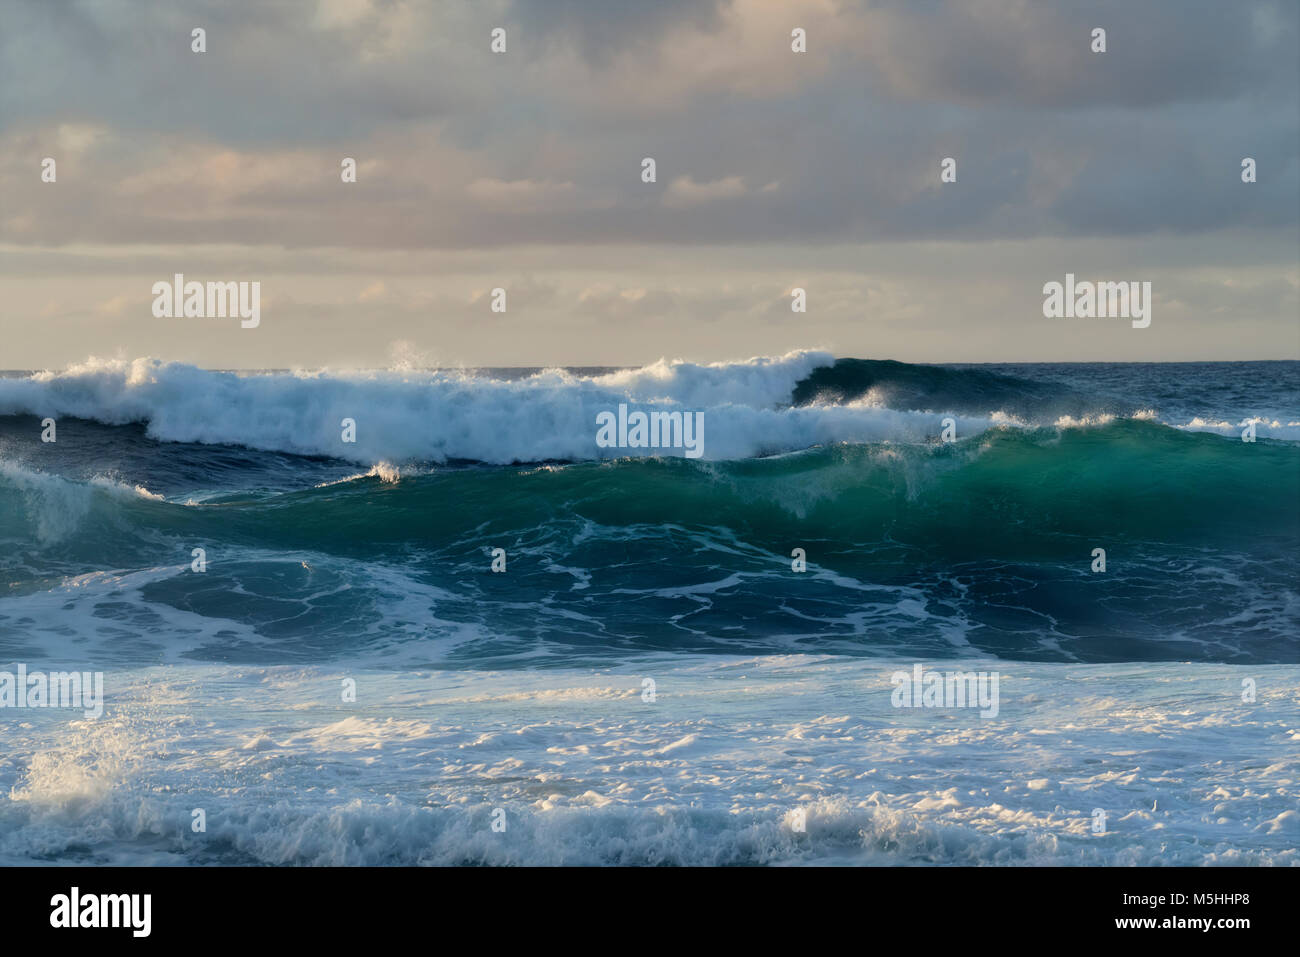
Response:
2,354,1295,465
2,421,1296,666
3,418,1293,544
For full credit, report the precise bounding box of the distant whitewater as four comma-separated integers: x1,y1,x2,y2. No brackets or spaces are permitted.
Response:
0,354,1296,865
3,351,1299,464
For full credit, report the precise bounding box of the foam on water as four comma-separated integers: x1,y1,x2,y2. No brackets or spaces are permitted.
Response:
0,658,1294,866
3,354,1296,466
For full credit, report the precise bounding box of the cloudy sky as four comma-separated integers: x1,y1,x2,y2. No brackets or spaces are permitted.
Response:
1,0,1297,369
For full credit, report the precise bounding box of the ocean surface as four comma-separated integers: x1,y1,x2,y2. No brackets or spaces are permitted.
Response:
0,353,1296,865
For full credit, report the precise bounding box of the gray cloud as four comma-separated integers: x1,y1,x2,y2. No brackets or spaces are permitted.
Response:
507,0,729,66
2,0,1295,246
0,0,1295,365
858,0,1297,109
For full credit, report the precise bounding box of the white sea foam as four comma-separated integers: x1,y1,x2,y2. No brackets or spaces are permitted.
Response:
1175,416,1300,440
2,355,1294,463
0,658,1294,866
0,353,861,463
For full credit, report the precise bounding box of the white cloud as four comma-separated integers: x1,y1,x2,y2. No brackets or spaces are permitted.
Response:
663,175,747,209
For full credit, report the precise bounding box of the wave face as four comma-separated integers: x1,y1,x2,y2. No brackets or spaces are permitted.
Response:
1,355,1297,666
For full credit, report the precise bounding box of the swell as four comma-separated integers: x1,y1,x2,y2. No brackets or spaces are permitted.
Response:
1,420,1296,664
3,420,1295,561
791,357,1088,419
